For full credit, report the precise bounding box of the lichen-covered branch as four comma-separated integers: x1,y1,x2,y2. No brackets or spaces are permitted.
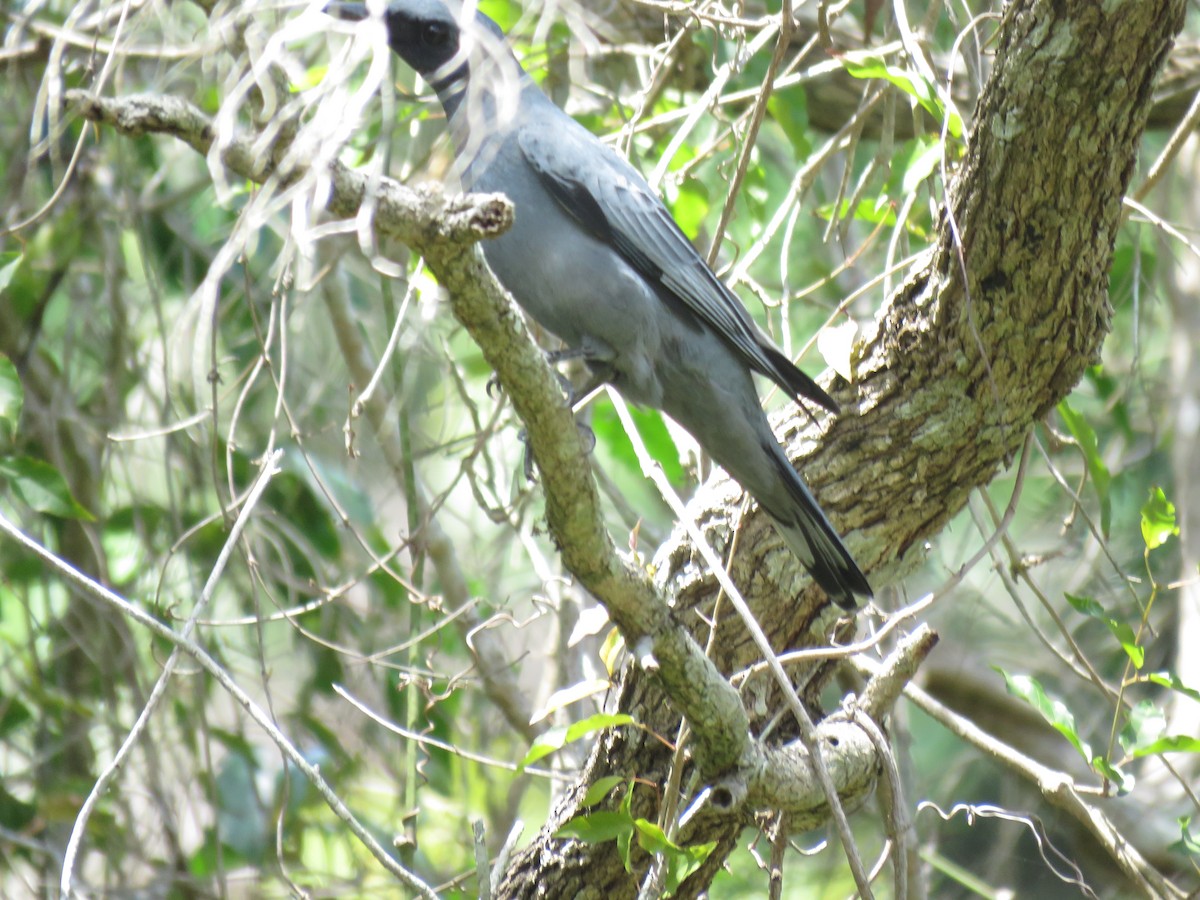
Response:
67,88,755,777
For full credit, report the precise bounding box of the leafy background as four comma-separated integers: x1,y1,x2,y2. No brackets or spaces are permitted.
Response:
1,0,1197,896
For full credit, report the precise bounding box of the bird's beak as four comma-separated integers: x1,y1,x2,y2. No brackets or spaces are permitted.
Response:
324,1,369,22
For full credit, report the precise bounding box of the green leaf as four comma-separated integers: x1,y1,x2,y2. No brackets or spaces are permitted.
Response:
997,669,1091,762
581,775,626,808
1141,487,1178,551
1056,401,1112,538
0,455,94,520
815,196,897,227
900,137,944,195
0,252,22,294
1170,816,1200,860
633,818,678,854
0,694,33,738
1131,735,1200,757
1119,700,1165,756
664,841,717,895
1090,755,1134,795
838,52,963,138
600,627,624,676
120,230,147,284
520,713,635,769
1065,593,1144,669
617,818,634,873
666,178,710,241
1144,671,1200,703
630,821,716,895
0,782,37,832
554,810,632,844
767,86,810,159
530,678,612,726
1122,700,1200,757
0,354,22,446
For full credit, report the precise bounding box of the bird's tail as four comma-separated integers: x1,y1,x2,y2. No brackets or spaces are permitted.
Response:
759,439,872,609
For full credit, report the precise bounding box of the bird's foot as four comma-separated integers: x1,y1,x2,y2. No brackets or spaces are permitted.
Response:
486,347,586,403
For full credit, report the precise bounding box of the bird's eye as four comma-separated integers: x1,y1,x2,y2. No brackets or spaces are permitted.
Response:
422,22,450,46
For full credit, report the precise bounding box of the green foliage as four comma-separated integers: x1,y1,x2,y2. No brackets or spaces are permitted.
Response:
0,455,95,520
999,483,1199,807
1172,816,1200,862
556,780,716,896
1057,399,1113,537
1141,486,1178,551
0,353,23,446
2,1,1197,897
521,713,635,769
1066,593,1144,669
838,51,964,137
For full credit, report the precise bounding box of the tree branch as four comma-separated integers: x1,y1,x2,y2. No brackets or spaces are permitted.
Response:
67,88,757,777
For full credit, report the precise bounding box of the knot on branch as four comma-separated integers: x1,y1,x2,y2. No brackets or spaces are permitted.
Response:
412,183,513,243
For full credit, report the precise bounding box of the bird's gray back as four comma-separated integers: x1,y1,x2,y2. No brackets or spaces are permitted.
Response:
456,99,679,407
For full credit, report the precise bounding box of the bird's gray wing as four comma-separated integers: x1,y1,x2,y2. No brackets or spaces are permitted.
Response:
518,122,838,413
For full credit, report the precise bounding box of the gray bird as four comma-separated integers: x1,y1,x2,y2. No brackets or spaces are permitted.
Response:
328,0,871,607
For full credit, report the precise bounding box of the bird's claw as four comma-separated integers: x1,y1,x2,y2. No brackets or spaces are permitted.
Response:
485,347,584,403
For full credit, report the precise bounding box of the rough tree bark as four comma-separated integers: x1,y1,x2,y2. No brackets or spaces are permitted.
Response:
495,1,1187,897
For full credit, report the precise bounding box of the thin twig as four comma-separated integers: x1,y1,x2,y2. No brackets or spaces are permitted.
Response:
0,502,440,899
59,449,283,896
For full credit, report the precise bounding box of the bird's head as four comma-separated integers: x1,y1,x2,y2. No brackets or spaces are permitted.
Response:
327,0,509,91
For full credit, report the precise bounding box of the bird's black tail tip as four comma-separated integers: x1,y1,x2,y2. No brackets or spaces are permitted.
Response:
775,515,872,610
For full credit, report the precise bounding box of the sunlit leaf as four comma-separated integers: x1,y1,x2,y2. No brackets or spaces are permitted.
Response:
0,455,94,520
997,669,1091,762
520,713,635,769
667,178,710,241
600,627,625,677
1145,671,1200,703
530,678,612,726
1131,735,1200,757
581,776,625,808
1091,755,1134,795
633,818,678,854
838,52,963,137
1057,400,1112,537
1119,700,1165,756
555,810,632,844
1121,699,1200,758
815,196,898,227
816,319,858,383
1065,593,1143,669
591,399,685,487
1171,816,1200,860
1141,487,1178,551
664,841,717,895
900,137,945,194
0,354,22,446
0,252,22,294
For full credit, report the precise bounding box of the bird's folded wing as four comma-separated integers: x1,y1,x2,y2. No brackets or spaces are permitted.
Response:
518,123,838,413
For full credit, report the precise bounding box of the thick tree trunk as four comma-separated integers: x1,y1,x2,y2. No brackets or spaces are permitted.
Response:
496,1,1186,896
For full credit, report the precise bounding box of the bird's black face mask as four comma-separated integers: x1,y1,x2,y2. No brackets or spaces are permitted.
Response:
326,1,465,83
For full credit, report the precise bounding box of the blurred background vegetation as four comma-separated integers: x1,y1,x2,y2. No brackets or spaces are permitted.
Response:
1,0,1198,896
